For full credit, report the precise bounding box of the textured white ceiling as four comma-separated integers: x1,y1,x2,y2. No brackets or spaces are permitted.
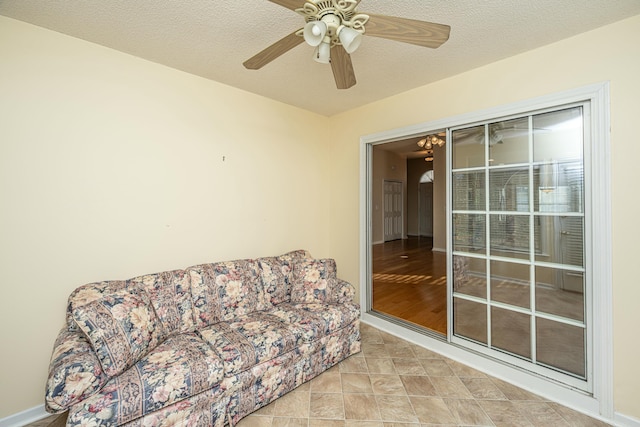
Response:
2,0,640,116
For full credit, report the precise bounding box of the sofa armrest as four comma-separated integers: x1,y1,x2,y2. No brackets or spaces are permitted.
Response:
334,279,356,304
45,327,108,413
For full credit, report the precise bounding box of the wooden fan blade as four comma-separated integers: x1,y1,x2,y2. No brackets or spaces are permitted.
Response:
365,13,450,48
243,30,304,70
331,44,356,90
267,0,306,11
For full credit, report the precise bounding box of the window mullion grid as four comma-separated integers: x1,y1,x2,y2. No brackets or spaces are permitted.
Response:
451,103,590,385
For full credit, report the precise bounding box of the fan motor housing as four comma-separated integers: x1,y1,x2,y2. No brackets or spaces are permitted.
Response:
319,13,341,36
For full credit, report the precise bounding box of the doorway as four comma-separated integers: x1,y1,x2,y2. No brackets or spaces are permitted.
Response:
360,83,612,416
370,137,447,336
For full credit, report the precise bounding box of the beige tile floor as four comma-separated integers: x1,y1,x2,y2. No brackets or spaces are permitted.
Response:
237,323,611,427
31,323,611,427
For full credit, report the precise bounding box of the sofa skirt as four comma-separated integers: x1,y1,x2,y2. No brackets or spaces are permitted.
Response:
227,320,361,425
68,320,360,427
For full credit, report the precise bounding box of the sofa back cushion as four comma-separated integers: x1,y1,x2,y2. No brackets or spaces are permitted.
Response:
72,288,166,377
188,259,260,328
67,270,196,337
256,250,314,311
290,258,339,304
67,280,129,328
130,270,196,335
278,249,312,264
257,257,292,310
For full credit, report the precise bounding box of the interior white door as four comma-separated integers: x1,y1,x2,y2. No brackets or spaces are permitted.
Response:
384,180,403,241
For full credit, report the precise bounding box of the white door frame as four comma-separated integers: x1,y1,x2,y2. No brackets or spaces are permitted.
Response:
359,82,612,422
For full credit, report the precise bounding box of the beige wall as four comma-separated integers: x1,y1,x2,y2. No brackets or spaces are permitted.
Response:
0,17,331,418
328,14,640,419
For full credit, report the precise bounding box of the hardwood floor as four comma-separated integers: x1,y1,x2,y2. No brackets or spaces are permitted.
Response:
372,236,448,335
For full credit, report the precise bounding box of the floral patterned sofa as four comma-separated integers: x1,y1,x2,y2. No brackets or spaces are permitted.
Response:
45,250,361,426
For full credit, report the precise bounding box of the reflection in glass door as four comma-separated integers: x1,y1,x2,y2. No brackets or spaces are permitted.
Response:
450,105,589,389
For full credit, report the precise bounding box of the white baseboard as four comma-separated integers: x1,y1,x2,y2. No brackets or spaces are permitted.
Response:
431,247,446,252
615,412,640,427
0,405,48,427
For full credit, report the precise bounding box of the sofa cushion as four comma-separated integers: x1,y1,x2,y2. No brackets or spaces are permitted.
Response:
45,328,108,413
188,260,261,328
66,333,225,426
267,302,361,344
290,258,339,304
199,312,298,375
335,278,357,304
66,280,129,327
257,257,293,310
278,249,312,264
130,270,196,335
72,288,166,377
255,250,314,311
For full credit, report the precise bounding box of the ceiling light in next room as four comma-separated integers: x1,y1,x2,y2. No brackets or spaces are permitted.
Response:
417,135,445,150
418,134,445,161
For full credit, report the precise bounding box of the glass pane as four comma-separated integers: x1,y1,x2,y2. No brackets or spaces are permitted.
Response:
535,266,584,322
450,105,588,383
454,256,487,299
489,167,529,212
453,125,485,169
534,162,584,213
490,214,530,260
489,117,529,165
454,298,487,344
537,318,585,378
453,171,485,211
491,307,531,359
534,216,584,267
453,214,486,254
490,261,530,309
533,107,583,163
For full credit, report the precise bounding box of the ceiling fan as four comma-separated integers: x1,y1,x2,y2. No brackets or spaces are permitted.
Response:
243,0,451,89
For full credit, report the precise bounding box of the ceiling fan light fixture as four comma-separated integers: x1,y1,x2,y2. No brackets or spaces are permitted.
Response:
244,1,450,90
314,41,331,64
303,21,327,46
338,26,363,54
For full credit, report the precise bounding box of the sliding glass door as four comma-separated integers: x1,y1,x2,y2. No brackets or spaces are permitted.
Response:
449,104,590,390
